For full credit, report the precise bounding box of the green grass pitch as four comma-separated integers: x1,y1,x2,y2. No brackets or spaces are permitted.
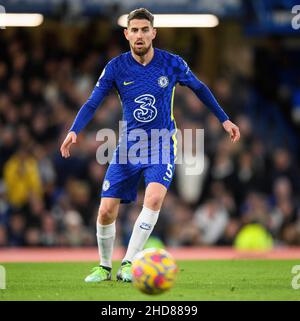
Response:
0,260,299,301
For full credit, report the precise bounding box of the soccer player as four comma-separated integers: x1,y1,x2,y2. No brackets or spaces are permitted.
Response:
60,8,240,282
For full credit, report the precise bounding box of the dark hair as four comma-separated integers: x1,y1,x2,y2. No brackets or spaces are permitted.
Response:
127,8,154,26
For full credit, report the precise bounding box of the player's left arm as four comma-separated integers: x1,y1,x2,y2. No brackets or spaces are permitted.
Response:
176,57,240,143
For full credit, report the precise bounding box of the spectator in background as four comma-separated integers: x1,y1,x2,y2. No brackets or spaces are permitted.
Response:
240,192,270,227
271,148,300,194
24,227,41,246
193,199,229,245
208,181,236,216
40,214,57,246
0,182,11,226
63,210,94,246
166,198,230,247
3,146,43,209
0,126,17,176
167,202,195,246
0,224,8,247
8,213,26,246
269,177,299,244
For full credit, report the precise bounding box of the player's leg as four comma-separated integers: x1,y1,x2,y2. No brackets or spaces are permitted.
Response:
117,182,168,282
97,197,121,267
85,158,142,282
124,182,167,259
85,197,120,282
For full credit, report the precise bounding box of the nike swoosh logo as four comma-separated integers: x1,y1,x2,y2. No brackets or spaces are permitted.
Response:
123,81,134,86
163,177,170,182
140,223,151,230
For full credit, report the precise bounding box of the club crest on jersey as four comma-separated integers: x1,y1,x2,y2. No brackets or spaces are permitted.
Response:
158,76,169,88
133,94,157,122
102,180,110,191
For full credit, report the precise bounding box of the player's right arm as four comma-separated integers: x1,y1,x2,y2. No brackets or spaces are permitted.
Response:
60,131,77,158
60,60,115,158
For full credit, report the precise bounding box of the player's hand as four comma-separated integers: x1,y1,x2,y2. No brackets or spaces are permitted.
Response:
60,131,77,158
222,120,240,143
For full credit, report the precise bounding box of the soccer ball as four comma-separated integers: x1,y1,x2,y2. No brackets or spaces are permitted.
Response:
131,248,178,295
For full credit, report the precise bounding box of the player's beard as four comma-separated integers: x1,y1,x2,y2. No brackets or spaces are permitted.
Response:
131,42,151,57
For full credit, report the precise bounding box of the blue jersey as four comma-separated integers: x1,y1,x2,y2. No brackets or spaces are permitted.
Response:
70,48,229,139
69,48,230,203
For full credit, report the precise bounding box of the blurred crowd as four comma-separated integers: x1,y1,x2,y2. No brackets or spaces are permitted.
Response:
0,22,300,248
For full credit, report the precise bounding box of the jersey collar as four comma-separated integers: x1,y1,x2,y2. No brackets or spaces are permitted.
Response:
129,48,157,68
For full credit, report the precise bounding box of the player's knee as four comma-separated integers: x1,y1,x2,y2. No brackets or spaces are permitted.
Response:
144,194,163,210
98,207,115,224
